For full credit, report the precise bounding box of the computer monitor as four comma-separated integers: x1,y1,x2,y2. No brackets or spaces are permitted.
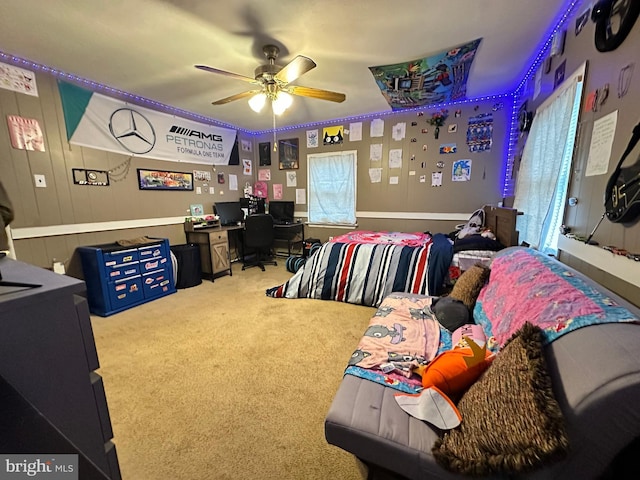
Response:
214,201,244,226
268,201,295,224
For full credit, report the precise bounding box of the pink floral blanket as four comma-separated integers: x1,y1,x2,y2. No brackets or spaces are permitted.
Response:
475,248,639,347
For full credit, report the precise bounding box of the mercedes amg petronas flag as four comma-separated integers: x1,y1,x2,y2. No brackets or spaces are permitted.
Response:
57,80,237,165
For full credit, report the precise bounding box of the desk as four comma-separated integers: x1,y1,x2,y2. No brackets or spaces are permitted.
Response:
184,221,236,280
273,223,304,257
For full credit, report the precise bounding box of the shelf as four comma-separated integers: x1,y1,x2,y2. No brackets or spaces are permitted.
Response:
557,235,640,288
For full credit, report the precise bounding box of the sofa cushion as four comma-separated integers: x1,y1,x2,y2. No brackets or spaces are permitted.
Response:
448,263,490,311
432,322,569,476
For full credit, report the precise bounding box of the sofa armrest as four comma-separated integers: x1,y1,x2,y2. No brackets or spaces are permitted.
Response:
530,323,640,479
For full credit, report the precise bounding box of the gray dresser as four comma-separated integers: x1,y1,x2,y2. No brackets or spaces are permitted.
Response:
0,256,120,479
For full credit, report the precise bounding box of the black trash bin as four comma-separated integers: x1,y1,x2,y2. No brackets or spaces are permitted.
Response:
170,244,202,289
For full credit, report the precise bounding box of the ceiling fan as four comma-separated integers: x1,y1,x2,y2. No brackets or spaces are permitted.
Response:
195,44,346,115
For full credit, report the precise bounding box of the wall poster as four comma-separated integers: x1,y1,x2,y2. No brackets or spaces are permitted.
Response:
278,138,299,170
137,169,194,190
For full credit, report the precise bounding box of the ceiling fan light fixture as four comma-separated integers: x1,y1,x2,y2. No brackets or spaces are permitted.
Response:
272,91,293,115
248,92,267,113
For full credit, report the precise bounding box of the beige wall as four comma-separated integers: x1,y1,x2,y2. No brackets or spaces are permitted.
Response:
256,97,508,241
0,73,509,269
0,74,251,268
513,5,640,305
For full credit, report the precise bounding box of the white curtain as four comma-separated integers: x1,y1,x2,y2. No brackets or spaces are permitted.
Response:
308,151,357,225
513,79,580,254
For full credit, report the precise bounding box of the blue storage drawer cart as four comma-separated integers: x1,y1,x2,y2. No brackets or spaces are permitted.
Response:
77,238,176,316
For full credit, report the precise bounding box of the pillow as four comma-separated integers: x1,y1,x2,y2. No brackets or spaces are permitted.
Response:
456,208,485,239
431,296,470,331
453,234,504,253
448,263,491,311
432,322,569,476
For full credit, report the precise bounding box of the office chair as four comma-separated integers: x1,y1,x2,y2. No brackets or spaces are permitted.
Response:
242,214,277,271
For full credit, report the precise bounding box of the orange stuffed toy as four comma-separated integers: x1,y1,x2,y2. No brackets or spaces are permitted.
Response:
415,335,494,402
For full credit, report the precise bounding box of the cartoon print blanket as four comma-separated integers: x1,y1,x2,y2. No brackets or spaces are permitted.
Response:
347,293,441,379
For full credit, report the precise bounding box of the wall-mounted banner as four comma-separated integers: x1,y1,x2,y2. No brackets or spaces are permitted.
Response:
57,80,237,165
369,38,482,110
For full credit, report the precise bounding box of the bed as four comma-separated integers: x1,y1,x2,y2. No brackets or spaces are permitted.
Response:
265,205,520,307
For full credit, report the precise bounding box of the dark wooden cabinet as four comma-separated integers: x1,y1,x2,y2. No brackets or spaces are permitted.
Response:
0,257,121,479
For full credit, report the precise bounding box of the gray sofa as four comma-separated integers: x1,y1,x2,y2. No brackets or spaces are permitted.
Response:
325,247,640,479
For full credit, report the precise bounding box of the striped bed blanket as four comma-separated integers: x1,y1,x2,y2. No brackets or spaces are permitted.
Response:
265,233,453,308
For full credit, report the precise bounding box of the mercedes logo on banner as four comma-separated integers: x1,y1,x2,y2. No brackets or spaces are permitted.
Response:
109,108,156,154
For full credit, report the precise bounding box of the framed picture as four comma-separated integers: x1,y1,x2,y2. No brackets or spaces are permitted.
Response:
190,204,204,216
278,138,299,170
137,169,194,191
259,142,271,166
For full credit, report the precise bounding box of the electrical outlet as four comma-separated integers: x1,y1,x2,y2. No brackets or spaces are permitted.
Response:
34,174,46,187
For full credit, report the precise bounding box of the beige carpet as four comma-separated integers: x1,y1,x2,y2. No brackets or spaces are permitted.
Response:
90,261,376,479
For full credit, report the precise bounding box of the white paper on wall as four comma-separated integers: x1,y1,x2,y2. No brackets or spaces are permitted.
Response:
389,149,403,169
349,122,362,141
370,144,383,162
585,110,618,177
370,118,384,137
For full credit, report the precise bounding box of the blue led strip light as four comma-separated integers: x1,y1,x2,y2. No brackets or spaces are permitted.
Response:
0,51,250,134
259,93,512,136
501,0,583,198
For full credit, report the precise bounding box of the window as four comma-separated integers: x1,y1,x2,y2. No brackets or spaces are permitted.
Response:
513,65,584,256
307,151,357,225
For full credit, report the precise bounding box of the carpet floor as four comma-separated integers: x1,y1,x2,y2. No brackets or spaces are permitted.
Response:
90,261,375,479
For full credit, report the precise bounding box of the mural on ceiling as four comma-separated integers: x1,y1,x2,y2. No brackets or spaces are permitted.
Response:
369,38,482,110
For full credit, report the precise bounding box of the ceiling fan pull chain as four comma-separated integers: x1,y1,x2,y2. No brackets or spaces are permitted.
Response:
273,112,277,152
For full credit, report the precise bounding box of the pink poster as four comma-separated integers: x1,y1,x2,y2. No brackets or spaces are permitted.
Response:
7,115,45,151
273,184,283,200
258,169,271,181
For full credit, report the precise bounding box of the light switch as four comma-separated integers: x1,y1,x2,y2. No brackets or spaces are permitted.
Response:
196,186,202,194
209,187,215,194
34,174,46,187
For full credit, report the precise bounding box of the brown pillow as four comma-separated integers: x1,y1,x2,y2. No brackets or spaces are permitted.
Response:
432,322,569,476
448,263,490,310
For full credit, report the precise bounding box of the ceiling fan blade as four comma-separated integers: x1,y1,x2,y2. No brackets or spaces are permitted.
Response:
286,85,346,103
275,55,316,84
195,65,259,84
211,90,262,105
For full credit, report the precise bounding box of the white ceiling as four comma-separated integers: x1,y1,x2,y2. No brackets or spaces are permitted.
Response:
0,0,571,132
